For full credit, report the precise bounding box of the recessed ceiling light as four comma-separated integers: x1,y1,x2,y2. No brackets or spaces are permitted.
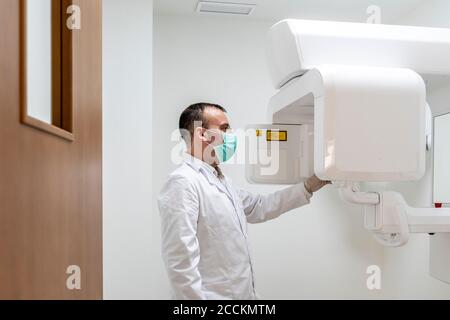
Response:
196,1,256,16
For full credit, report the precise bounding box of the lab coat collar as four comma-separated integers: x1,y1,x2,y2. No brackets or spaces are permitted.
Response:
184,153,233,200
183,153,217,176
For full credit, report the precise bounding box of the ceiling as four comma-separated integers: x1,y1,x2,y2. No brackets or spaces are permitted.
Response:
154,0,427,23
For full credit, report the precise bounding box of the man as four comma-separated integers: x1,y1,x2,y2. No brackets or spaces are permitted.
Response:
158,103,330,300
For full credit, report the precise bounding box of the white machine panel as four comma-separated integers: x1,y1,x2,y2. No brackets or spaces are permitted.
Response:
267,19,450,89
314,65,427,182
246,124,314,184
265,65,427,182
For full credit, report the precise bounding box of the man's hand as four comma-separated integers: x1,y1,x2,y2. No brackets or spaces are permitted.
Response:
304,175,331,194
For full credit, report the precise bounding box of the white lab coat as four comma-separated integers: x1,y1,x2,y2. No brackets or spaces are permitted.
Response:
158,154,312,300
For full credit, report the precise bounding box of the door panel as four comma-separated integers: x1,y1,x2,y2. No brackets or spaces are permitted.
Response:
0,0,102,299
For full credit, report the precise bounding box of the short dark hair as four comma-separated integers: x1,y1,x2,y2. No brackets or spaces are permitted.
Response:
179,103,227,142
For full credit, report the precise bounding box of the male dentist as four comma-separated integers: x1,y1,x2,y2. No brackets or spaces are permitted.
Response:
158,103,330,300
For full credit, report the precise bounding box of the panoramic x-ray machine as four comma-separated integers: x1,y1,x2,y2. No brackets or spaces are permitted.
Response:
246,19,450,283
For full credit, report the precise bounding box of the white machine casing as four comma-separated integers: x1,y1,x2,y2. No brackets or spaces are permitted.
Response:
258,19,450,183
265,64,427,182
267,19,450,89
311,65,425,182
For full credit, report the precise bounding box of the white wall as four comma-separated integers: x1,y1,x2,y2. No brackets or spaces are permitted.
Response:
394,0,450,28
153,14,384,299
103,0,153,299
380,0,450,299
434,114,450,204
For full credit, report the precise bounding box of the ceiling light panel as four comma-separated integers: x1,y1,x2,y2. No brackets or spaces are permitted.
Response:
196,1,256,16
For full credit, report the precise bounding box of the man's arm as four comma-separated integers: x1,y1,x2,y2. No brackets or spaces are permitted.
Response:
158,175,205,300
236,175,330,224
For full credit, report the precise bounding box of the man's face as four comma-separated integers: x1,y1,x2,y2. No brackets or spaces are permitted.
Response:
191,107,230,164
203,107,230,135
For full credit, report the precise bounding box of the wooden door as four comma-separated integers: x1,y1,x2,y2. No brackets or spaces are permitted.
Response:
0,0,102,299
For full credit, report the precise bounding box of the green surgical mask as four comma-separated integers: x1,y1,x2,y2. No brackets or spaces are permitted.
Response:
213,132,237,163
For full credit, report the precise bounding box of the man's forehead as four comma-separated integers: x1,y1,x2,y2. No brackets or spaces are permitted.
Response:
204,107,229,126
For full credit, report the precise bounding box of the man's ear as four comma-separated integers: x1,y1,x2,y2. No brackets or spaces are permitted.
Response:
195,127,209,143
